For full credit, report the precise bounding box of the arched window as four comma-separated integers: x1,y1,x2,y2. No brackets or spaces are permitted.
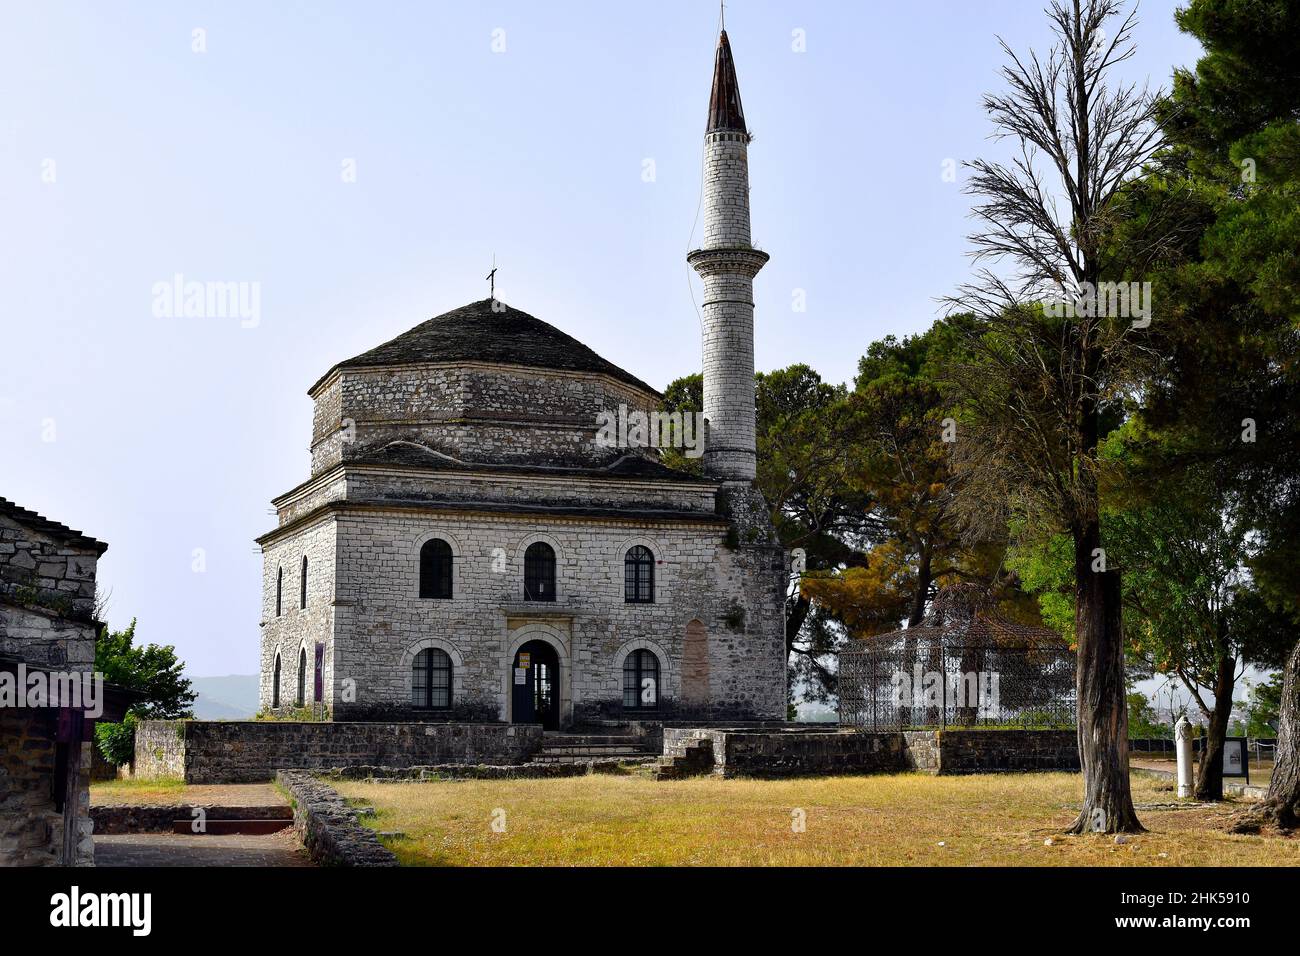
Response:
272,653,282,708
419,539,453,599
296,647,307,706
275,566,283,617
622,649,660,710
411,647,453,710
300,556,309,610
523,542,556,602
624,546,654,603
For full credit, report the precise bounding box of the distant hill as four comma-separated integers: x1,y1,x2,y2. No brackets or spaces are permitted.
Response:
188,674,259,720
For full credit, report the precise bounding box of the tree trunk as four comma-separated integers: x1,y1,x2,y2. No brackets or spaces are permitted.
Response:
1066,527,1144,834
1194,655,1235,801
784,593,810,655
899,548,932,727
1231,638,1300,832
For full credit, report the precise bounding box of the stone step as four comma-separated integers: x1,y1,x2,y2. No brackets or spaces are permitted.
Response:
526,755,659,766
532,749,648,764
538,744,651,756
171,818,292,836
541,734,647,747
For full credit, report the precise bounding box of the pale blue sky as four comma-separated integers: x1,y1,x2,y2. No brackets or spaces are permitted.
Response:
0,1,1202,677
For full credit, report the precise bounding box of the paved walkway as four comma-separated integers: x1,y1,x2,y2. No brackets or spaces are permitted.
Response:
96,831,313,867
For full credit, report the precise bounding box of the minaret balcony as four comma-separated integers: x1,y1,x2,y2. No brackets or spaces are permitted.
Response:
686,247,770,279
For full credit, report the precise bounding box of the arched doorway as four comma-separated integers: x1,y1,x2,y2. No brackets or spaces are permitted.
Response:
512,640,559,730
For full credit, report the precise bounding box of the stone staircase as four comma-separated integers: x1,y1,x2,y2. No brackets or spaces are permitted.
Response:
652,736,716,780
527,732,658,766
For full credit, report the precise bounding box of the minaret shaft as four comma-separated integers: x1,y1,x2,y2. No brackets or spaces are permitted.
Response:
690,31,766,483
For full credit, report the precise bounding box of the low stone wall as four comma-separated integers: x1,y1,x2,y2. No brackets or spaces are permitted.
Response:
91,804,292,834
662,727,1077,777
936,730,1079,773
315,760,646,782
135,720,546,784
278,771,397,867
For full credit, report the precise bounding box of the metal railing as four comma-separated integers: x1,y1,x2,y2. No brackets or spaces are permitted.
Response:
839,643,1076,731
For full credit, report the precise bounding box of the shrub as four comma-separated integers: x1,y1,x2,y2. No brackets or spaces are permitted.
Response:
95,712,138,766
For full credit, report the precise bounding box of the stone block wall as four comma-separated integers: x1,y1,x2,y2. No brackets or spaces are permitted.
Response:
935,729,1079,773
0,512,99,623
662,727,1078,778
258,501,787,724
259,517,337,715
133,720,187,778
308,363,661,475
0,709,93,865
134,720,547,783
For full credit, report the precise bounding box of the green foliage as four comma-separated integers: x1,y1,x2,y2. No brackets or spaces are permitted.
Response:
1004,532,1076,643
656,373,703,477
94,712,137,766
1126,693,1171,739
1245,673,1283,737
93,619,196,766
94,618,196,719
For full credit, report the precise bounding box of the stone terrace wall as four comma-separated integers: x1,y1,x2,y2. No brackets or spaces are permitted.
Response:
721,730,909,777
135,720,546,783
936,729,1079,773
663,727,1077,778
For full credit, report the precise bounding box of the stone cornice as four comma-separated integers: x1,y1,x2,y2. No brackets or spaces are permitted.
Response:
255,497,728,548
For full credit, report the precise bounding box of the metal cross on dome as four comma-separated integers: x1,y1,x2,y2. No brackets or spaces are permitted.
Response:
486,256,498,299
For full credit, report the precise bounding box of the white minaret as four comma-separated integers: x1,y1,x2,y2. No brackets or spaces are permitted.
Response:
689,28,768,483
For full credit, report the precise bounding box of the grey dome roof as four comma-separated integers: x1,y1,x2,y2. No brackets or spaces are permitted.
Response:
311,298,658,396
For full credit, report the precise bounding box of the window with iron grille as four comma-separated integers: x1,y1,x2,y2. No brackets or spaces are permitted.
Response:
296,648,307,706
624,546,654,603
272,654,281,708
622,649,660,710
411,647,453,709
419,538,453,599
523,542,556,602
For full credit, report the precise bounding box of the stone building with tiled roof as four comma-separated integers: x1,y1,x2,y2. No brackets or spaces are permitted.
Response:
256,28,787,727
1,498,132,866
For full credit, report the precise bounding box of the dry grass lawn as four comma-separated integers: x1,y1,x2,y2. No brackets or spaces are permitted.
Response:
89,776,186,803
333,769,1300,867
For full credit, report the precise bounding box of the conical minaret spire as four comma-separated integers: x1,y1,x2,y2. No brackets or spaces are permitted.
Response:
689,28,768,482
707,30,747,134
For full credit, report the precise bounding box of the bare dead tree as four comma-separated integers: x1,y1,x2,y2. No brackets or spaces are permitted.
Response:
941,0,1167,833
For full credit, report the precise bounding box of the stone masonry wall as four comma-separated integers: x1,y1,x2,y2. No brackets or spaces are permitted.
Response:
136,720,546,783
0,512,101,866
260,517,337,716
133,720,187,778
662,727,1078,778
0,710,94,866
0,512,99,630
309,364,660,475
936,729,1079,773
308,507,786,722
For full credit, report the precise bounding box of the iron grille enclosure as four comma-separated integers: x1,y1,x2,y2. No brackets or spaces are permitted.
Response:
838,585,1077,731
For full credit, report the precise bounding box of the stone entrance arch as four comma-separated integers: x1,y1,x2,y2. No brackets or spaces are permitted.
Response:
502,622,572,727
